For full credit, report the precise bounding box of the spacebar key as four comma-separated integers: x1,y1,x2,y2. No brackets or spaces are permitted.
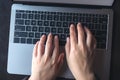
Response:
14,32,28,37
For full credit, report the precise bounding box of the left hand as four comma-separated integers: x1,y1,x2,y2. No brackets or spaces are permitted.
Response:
29,33,64,80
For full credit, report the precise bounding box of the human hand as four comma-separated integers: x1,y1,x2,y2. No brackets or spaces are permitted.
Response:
65,23,96,80
29,33,64,80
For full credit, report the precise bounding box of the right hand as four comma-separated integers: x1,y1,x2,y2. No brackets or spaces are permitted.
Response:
65,23,96,80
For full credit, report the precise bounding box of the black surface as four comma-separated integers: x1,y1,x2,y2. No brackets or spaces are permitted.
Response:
0,0,120,80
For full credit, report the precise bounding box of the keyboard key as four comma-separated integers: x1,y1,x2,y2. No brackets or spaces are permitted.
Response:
15,19,24,25
64,28,69,34
102,17,108,24
54,15,59,21
27,38,32,44
100,43,106,49
99,18,103,23
16,10,24,13
86,17,91,22
34,11,37,14
51,28,56,33
91,30,96,35
44,21,49,26
21,38,26,43
32,27,38,32
97,42,106,49
38,21,43,26
26,10,31,13
15,25,25,31
47,15,53,20
56,22,62,27
26,26,32,31
14,32,28,37
45,27,50,32
73,16,78,22
31,20,36,25
81,16,86,22
28,11,32,13
96,31,106,38
63,12,67,15
66,16,72,21
41,14,46,20
93,18,99,23
59,41,66,46
60,16,65,21
35,33,40,38
39,27,44,32
58,12,63,15
29,32,34,37
28,14,33,19
32,11,36,13
63,22,68,27
95,24,100,30
50,21,55,26
22,14,27,19
101,24,107,30
14,38,20,43
25,20,30,25
58,28,63,33
42,11,47,14
35,14,40,19
16,13,22,18
60,34,66,40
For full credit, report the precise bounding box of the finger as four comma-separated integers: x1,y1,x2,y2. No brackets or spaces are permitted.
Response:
38,35,46,59
65,37,70,58
44,33,53,58
77,23,86,46
93,38,97,49
84,27,96,51
33,41,39,58
70,24,77,47
57,53,64,70
52,36,59,63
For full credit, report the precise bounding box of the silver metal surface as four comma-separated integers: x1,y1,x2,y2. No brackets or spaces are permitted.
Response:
7,4,113,80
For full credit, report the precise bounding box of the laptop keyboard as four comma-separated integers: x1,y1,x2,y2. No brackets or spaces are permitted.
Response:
14,10,108,49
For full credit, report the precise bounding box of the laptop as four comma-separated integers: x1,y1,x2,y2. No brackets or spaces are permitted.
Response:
7,0,114,80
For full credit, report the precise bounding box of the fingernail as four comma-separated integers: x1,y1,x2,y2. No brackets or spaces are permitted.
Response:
66,37,69,42
36,41,39,44
42,34,45,37
41,34,46,39
49,33,52,36
70,24,74,27
78,22,81,25
40,35,45,40
54,35,58,40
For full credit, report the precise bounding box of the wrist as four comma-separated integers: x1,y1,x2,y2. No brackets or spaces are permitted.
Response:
29,75,41,80
75,72,95,80
29,74,56,80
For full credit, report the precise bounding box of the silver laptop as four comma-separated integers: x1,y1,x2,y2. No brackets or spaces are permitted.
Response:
7,0,114,80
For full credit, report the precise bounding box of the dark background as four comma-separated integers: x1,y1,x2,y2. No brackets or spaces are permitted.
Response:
0,0,120,80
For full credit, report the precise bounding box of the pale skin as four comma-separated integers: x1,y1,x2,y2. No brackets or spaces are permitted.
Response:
29,23,96,80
